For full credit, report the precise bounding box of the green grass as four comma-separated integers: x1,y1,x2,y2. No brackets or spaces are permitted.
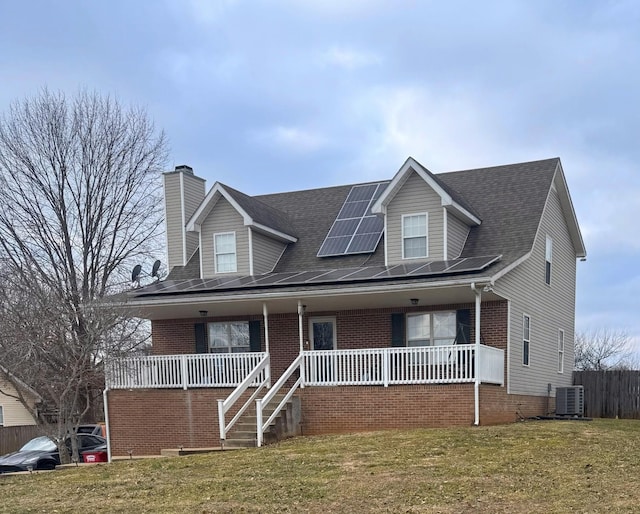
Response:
1,419,640,512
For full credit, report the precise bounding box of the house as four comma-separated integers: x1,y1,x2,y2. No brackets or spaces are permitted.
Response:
105,156,586,457
0,367,39,427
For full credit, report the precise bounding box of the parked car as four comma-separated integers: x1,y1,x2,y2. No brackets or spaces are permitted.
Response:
75,423,106,437
0,434,106,473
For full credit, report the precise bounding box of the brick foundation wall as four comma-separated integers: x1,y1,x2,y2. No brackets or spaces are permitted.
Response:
107,383,552,456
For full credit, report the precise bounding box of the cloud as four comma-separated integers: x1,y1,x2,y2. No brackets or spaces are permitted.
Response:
321,47,380,70
250,125,327,154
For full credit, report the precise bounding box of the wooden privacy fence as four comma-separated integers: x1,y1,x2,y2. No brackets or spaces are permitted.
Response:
0,425,41,455
574,370,640,419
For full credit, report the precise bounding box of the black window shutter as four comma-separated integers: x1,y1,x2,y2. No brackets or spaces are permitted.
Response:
195,323,207,354
456,309,471,344
249,320,262,352
391,313,405,347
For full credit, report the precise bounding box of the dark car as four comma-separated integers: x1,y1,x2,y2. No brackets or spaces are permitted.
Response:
0,434,106,473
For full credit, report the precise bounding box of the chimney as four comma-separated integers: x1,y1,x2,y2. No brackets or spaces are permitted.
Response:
163,165,206,272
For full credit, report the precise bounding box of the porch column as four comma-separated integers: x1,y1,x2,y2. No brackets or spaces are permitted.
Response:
472,283,482,426
297,300,305,388
262,302,270,354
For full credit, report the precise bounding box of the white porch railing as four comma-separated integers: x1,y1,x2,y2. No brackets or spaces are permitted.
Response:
303,344,504,386
105,353,269,390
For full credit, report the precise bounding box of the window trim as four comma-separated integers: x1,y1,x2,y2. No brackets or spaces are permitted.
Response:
207,321,250,353
558,329,564,374
406,310,457,347
522,314,531,366
401,212,428,260
545,235,553,285
214,231,237,274
308,316,337,350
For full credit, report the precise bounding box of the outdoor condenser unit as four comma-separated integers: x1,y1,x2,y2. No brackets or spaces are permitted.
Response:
556,385,584,416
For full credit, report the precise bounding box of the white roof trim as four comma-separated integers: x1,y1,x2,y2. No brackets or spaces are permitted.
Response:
553,162,587,258
186,183,297,243
371,157,481,226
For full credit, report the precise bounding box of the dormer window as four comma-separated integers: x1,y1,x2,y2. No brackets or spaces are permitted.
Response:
402,213,428,259
214,232,237,273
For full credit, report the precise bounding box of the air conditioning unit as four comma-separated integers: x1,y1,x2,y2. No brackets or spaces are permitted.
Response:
556,386,584,416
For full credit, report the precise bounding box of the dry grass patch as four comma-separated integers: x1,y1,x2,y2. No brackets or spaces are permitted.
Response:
1,419,639,512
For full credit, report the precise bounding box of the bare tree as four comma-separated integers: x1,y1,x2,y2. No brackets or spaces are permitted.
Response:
574,328,637,371
0,89,167,461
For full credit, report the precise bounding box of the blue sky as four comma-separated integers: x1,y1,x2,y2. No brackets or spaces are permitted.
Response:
1,1,639,355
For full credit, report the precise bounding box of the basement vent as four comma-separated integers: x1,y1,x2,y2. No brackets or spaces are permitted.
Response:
556,386,584,416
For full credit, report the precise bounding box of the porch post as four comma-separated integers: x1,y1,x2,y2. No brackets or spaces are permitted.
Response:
263,302,271,387
297,300,305,388
262,302,270,354
472,283,481,426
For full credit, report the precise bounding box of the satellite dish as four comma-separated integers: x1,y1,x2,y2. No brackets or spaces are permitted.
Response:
131,264,142,283
151,259,161,278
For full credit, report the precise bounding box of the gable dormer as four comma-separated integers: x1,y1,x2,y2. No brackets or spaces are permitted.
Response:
185,182,297,279
371,157,481,266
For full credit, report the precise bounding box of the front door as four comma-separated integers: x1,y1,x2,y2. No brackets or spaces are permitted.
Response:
309,317,336,350
308,317,336,383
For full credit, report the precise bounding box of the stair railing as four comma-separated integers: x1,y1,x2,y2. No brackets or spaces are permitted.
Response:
256,353,303,447
217,353,270,447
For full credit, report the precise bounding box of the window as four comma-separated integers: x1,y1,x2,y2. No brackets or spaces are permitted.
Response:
402,213,428,259
558,329,565,373
407,311,456,347
214,232,237,273
208,322,250,353
0,405,3,426
545,235,552,285
523,315,531,366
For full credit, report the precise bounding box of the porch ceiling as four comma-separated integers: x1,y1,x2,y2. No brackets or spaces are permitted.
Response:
125,282,503,320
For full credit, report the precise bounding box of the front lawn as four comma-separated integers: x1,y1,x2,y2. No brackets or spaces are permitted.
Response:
1,419,638,513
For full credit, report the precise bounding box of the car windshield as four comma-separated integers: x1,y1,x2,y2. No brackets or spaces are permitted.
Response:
19,436,56,452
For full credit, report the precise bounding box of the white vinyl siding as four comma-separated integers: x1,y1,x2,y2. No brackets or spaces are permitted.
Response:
493,174,577,396
402,213,428,259
447,213,470,259
386,171,444,264
252,230,287,274
523,314,531,366
558,329,565,373
214,232,237,273
0,377,37,426
200,197,249,277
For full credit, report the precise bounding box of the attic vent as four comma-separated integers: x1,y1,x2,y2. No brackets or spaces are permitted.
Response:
175,165,193,174
556,386,584,416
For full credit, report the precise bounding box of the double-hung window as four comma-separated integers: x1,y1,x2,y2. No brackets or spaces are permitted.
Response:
208,322,250,353
402,213,428,259
0,405,3,426
214,232,237,273
407,312,456,347
545,235,553,285
523,314,531,366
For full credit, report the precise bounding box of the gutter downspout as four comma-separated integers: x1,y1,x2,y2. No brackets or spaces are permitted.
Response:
471,282,481,426
103,387,112,463
297,300,305,388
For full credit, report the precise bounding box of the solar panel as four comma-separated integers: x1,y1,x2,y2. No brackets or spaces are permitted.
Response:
317,181,389,257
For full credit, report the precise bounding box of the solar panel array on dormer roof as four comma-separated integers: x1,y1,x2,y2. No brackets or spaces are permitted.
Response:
317,181,389,257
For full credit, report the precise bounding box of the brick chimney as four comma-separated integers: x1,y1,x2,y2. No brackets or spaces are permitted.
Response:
163,165,206,272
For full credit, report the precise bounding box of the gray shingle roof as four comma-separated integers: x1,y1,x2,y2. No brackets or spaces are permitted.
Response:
221,183,297,238
157,157,560,286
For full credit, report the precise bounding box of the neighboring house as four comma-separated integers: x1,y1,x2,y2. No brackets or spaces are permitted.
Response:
105,157,585,457
0,367,39,427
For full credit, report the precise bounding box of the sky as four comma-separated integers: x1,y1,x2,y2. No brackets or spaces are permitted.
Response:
0,1,639,357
